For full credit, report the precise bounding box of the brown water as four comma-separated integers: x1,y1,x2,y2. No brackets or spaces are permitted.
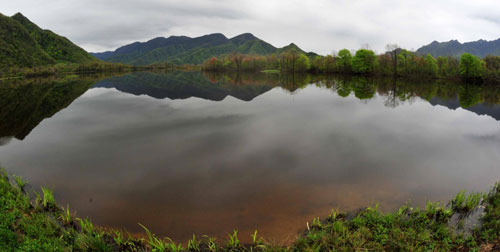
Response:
1,71,500,244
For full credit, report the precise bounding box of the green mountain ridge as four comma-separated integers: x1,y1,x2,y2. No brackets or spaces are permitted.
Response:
91,33,314,65
0,12,97,69
416,38,500,58
0,13,54,68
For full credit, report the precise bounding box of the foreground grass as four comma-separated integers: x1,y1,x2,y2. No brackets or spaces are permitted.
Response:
1,170,499,251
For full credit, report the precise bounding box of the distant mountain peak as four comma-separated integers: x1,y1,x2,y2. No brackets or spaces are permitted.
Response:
11,12,39,28
198,33,228,42
205,33,227,38
417,37,500,57
231,33,258,40
12,12,27,19
281,43,301,51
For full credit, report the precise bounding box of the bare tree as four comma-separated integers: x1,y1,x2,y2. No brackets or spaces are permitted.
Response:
385,44,401,76
230,52,244,72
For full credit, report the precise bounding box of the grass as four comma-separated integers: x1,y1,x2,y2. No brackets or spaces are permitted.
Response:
260,69,280,74
226,230,241,251
41,186,55,210
59,205,73,226
450,190,485,216
188,235,201,252
13,175,26,192
1,168,500,251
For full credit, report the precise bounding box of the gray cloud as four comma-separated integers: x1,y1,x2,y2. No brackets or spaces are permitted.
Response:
3,0,500,53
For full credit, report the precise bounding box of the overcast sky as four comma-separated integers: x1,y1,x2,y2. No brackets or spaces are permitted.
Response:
3,0,500,54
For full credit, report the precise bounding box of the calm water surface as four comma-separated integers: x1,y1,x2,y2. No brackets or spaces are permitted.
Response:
1,72,500,243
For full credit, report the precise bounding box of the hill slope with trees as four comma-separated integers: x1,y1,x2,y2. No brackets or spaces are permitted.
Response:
417,38,500,58
91,33,313,65
0,12,97,69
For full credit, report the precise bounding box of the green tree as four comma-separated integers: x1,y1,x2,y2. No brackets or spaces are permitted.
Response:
377,54,392,76
310,56,325,72
424,54,438,77
280,49,299,72
352,49,377,74
437,56,449,77
324,55,336,73
459,53,483,79
397,50,417,76
294,54,310,72
337,49,352,73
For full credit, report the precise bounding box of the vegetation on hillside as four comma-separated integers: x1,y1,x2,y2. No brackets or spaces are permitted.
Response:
0,12,183,79
416,38,500,58
91,33,313,66
0,12,97,70
1,169,499,251
0,13,55,68
11,13,96,64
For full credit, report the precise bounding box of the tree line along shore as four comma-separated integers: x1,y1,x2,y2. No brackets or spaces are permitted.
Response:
3,47,500,86
201,47,500,84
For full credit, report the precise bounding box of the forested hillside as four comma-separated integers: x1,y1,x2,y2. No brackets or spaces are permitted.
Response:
0,12,96,69
91,33,312,65
417,38,500,58
0,13,55,68
11,13,96,64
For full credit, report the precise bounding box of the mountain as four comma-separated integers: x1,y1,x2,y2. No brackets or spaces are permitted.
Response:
0,13,54,68
91,33,311,65
0,12,96,69
416,38,500,58
11,13,96,64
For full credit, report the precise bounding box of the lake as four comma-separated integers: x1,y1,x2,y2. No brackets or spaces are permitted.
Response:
1,71,499,244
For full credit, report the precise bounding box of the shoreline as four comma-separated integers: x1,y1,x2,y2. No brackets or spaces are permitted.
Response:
1,169,499,251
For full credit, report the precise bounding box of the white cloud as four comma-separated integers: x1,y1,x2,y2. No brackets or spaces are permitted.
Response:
3,0,500,54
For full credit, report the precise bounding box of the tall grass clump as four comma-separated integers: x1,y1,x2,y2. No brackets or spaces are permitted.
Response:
478,183,500,242
13,175,26,192
450,190,484,216
188,234,201,252
41,186,55,210
59,204,74,226
140,223,184,252
226,230,241,251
